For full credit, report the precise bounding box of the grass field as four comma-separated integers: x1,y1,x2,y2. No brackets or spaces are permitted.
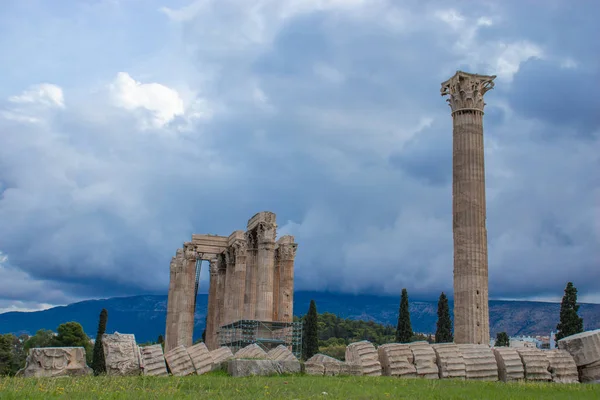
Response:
0,372,598,399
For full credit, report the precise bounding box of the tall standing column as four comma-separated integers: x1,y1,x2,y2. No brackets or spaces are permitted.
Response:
441,70,496,345
215,253,227,344
255,217,277,321
276,236,298,323
231,238,247,323
273,252,280,322
164,252,181,353
180,244,198,348
243,230,258,320
205,258,219,350
223,247,235,326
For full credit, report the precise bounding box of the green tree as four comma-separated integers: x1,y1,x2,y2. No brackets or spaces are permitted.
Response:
435,292,453,343
0,334,14,376
24,329,55,352
495,332,510,347
395,288,413,343
556,282,584,342
52,322,93,364
92,309,108,375
157,335,165,349
303,300,319,360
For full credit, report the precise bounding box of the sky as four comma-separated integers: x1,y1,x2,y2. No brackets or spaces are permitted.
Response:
0,0,599,313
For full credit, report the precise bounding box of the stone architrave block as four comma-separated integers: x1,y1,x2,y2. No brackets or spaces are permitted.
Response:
579,360,600,383
187,342,214,375
432,344,466,379
140,344,168,377
267,345,298,362
492,347,524,382
102,333,141,376
339,362,364,376
345,341,382,376
17,347,92,378
457,344,498,381
408,342,439,379
210,346,234,371
557,329,600,367
304,354,341,376
164,345,196,376
546,349,579,383
378,344,417,378
516,348,551,381
234,343,268,360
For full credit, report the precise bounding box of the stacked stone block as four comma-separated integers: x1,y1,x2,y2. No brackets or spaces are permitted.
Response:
345,341,382,376
409,342,439,379
492,347,524,382
546,349,579,383
102,333,142,376
432,344,466,379
187,342,214,375
304,354,341,376
234,343,268,359
516,348,552,381
164,345,196,376
378,343,417,378
17,347,92,378
457,344,498,381
267,345,297,362
558,329,600,383
210,346,235,370
140,344,168,377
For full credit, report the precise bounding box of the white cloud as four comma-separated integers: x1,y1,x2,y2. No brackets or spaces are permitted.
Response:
9,83,65,108
108,72,185,129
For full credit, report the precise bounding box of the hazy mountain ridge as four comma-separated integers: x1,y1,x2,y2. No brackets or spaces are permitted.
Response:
1,291,598,343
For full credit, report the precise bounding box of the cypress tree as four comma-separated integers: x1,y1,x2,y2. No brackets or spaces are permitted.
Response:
435,292,453,343
556,282,584,342
495,332,509,347
157,335,164,349
92,309,108,375
396,288,413,343
303,300,319,360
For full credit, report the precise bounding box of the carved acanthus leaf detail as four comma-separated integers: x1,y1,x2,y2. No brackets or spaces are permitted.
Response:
441,71,496,113
256,222,277,244
232,240,247,258
278,243,298,260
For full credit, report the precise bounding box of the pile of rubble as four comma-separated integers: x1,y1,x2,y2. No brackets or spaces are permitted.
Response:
17,329,600,383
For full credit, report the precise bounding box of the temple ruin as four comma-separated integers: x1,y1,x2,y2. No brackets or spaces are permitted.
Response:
441,71,496,345
164,211,299,354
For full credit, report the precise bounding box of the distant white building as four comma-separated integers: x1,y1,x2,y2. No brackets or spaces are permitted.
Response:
509,335,541,349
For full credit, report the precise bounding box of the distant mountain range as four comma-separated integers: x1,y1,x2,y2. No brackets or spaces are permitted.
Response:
1,291,599,343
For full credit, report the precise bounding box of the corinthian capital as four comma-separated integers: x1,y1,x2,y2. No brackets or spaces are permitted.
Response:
256,222,277,244
278,243,298,261
441,71,496,113
232,239,247,258
183,243,198,261
209,259,219,276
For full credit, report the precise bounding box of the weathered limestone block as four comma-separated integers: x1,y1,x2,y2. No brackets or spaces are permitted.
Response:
546,349,579,383
140,344,168,377
17,347,92,378
492,347,524,382
267,345,298,362
516,348,551,381
339,362,364,376
432,344,466,379
102,333,141,376
304,354,341,376
235,343,268,359
164,345,196,376
558,329,600,367
187,342,214,375
408,342,439,379
579,360,600,383
345,341,382,376
228,359,281,377
457,344,498,381
210,346,234,370
378,343,417,378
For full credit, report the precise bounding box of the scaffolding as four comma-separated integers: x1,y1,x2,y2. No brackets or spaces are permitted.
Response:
218,320,302,358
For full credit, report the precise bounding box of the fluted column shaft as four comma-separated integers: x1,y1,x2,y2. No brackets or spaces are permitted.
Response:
255,222,276,321
215,254,227,339
277,241,297,323
243,230,258,320
164,255,179,353
273,254,280,322
205,259,219,350
442,71,495,345
231,240,247,323
223,248,235,325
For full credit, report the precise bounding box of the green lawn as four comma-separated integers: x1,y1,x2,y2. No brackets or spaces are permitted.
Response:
0,373,597,399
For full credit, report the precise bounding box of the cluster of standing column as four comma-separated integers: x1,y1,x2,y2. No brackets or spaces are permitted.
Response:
164,211,298,353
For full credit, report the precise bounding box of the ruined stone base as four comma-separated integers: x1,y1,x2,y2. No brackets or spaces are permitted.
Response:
379,343,418,378
227,359,300,377
164,345,196,376
140,344,168,377
409,342,439,379
17,347,92,378
345,341,382,376
457,344,498,381
493,347,524,382
546,349,579,383
234,343,268,360
516,348,551,381
187,343,213,375
558,329,600,367
210,347,234,371
579,361,600,383
102,333,142,376
432,344,466,380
